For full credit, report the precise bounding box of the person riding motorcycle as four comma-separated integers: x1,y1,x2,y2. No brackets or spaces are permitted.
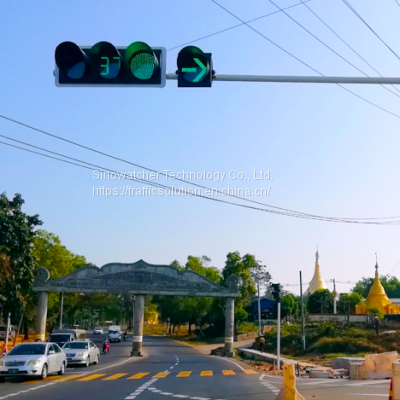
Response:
123,331,127,341
102,338,110,353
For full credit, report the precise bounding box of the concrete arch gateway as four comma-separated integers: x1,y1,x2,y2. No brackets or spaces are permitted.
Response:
33,260,240,357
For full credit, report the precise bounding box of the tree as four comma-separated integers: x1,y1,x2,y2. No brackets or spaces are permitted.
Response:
222,252,270,332
281,294,299,321
31,230,90,330
0,193,42,323
153,256,222,335
307,289,333,314
337,292,363,314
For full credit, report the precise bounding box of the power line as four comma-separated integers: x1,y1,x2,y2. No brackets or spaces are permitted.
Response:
300,0,400,96
1,134,400,225
342,0,400,62
167,0,312,51
396,0,400,9
1,115,400,223
0,138,369,223
211,0,400,120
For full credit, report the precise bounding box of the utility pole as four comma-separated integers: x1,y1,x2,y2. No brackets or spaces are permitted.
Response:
300,271,306,351
59,292,64,330
257,281,262,336
5,313,11,353
332,279,337,315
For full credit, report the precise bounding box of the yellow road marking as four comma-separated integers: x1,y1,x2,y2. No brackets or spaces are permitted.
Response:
77,374,106,381
153,371,170,378
55,374,83,382
128,372,149,380
103,373,128,381
222,370,235,376
25,375,65,384
200,370,213,377
243,370,258,375
176,371,192,378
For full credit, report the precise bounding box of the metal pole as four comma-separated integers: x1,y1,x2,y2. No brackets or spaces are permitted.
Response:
5,313,11,352
166,73,400,85
300,271,306,351
277,302,281,370
14,313,23,347
333,279,337,315
59,292,64,330
257,282,262,336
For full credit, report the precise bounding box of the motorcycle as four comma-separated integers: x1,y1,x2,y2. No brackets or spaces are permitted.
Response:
102,342,110,354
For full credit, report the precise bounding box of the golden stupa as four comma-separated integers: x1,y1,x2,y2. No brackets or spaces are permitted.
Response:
304,249,326,296
356,261,399,315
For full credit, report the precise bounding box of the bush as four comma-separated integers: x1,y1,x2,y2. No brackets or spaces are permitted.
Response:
313,337,384,354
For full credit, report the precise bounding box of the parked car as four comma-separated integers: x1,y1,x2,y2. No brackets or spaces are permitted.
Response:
47,333,75,348
62,341,100,367
108,325,122,343
0,326,16,342
0,342,66,382
93,327,104,335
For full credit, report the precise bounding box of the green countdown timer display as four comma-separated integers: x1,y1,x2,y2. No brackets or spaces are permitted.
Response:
91,42,121,79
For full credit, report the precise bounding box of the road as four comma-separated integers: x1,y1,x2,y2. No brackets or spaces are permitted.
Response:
0,335,277,400
0,335,391,400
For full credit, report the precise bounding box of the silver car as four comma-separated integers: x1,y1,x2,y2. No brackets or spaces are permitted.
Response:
62,341,100,367
0,342,67,382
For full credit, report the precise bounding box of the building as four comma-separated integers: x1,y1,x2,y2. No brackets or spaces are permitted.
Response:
355,261,400,315
247,297,276,320
304,249,327,296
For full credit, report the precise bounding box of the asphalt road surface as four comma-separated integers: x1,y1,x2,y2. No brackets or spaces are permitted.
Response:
0,335,392,400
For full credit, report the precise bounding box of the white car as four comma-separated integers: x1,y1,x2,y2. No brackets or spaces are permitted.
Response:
62,341,100,367
108,325,122,343
93,327,104,335
0,342,66,382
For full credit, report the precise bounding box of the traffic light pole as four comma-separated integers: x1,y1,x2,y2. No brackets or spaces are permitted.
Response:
166,73,400,85
277,301,281,370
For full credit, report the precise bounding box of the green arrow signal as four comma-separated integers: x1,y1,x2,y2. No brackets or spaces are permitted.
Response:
182,67,196,72
193,58,206,82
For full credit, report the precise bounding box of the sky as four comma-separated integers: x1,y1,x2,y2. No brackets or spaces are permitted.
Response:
1,0,400,296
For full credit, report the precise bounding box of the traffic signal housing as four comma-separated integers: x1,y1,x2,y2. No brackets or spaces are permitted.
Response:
55,41,166,87
177,46,213,87
271,283,281,302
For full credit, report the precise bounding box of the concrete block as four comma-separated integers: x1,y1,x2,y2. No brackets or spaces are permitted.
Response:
309,370,330,379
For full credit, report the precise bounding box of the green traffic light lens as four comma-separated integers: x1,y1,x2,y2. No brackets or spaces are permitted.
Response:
125,41,158,81
177,46,208,84
130,53,155,80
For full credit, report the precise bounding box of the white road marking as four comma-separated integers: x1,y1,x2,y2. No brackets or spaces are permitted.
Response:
213,356,245,371
125,378,158,400
349,394,390,397
0,382,57,400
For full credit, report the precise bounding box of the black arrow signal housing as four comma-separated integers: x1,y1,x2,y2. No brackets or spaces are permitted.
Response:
177,46,213,88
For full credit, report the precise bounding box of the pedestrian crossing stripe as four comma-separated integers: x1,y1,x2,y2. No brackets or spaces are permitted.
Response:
128,372,149,380
153,371,170,378
77,374,106,381
176,371,192,378
103,373,128,380
222,370,235,376
55,374,83,383
24,369,258,384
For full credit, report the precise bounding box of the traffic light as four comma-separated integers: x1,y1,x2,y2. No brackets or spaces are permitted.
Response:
177,46,213,87
54,41,166,87
271,283,281,302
